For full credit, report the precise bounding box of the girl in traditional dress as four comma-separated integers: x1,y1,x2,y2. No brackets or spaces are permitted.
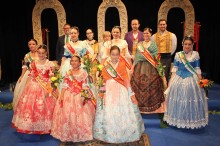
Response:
13,39,38,110
60,26,94,78
163,36,208,129
12,44,56,134
130,27,166,114
51,55,96,143
93,45,145,143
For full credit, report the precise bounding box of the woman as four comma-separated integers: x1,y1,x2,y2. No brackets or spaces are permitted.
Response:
93,45,145,143
12,44,56,134
51,55,96,143
101,26,132,67
130,27,166,114
163,36,208,129
13,38,38,110
60,26,94,78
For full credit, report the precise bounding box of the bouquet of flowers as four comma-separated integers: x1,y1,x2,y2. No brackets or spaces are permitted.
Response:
199,79,214,89
155,54,166,77
81,89,96,107
82,54,93,74
50,69,63,89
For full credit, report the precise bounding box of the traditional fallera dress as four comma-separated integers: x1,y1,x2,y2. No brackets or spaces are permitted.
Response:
13,52,37,110
130,41,166,113
12,60,56,134
93,57,145,143
163,51,208,129
51,69,96,142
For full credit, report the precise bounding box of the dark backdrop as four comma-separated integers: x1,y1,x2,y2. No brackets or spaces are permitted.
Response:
0,0,219,85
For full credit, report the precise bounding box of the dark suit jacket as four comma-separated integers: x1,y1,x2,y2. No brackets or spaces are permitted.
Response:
124,30,144,54
56,35,65,65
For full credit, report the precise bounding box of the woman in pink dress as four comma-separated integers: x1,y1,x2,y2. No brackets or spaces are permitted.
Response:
12,44,56,134
51,55,96,143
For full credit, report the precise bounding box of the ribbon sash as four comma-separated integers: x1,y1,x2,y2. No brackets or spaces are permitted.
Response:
178,51,197,76
31,62,57,98
119,55,131,70
137,44,158,68
66,43,76,55
104,62,127,88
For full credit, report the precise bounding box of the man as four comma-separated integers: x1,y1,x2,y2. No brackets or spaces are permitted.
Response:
151,19,177,83
55,23,71,65
124,19,144,58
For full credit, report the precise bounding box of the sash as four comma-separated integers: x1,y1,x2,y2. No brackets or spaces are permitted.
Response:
66,43,76,55
119,55,131,70
137,43,158,68
104,62,127,88
67,71,96,107
178,51,197,76
31,62,58,98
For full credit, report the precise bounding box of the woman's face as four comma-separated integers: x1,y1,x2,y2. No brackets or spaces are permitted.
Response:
143,29,152,41
103,35,111,42
183,40,193,53
112,28,120,39
70,28,79,41
37,48,47,60
70,56,80,69
110,49,120,63
28,40,37,52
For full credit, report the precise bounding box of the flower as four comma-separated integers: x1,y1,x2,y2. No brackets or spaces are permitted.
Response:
97,64,104,71
155,54,166,77
199,79,214,89
81,89,96,107
82,55,93,74
179,53,185,59
50,69,63,89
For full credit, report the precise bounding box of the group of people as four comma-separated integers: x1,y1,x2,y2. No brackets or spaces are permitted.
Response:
11,18,208,144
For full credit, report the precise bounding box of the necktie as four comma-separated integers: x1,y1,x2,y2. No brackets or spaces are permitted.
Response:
66,35,69,43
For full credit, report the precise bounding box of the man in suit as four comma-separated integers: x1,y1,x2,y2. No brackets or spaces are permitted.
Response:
55,23,71,65
124,19,144,59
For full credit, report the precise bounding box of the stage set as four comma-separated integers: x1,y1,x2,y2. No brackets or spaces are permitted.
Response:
0,0,220,146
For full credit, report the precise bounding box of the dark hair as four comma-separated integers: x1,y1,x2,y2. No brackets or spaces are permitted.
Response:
110,45,120,54
71,26,79,33
71,55,81,62
112,26,121,33
38,44,47,52
28,38,38,45
131,19,140,24
158,19,167,24
143,27,153,34
63,23,71,28
182,35,194,45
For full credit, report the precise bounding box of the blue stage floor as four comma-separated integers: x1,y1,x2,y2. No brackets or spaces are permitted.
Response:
0,84,220,146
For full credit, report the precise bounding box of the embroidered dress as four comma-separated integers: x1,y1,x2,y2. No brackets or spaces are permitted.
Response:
163,51,208,129
130,41,165,113
13,52,37,110
93,58,145,143
12,60,56,134
51,69,95,142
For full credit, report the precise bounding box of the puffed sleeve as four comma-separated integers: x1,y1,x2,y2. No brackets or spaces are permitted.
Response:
171,53,179,73
193,51,202,74
63,45,71,57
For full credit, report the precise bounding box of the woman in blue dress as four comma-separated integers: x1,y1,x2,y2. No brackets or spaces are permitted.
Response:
163,36,208,129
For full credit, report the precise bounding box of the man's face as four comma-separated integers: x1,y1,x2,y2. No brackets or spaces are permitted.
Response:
63,25,71,35
131,20,140,31
158,21,167,32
